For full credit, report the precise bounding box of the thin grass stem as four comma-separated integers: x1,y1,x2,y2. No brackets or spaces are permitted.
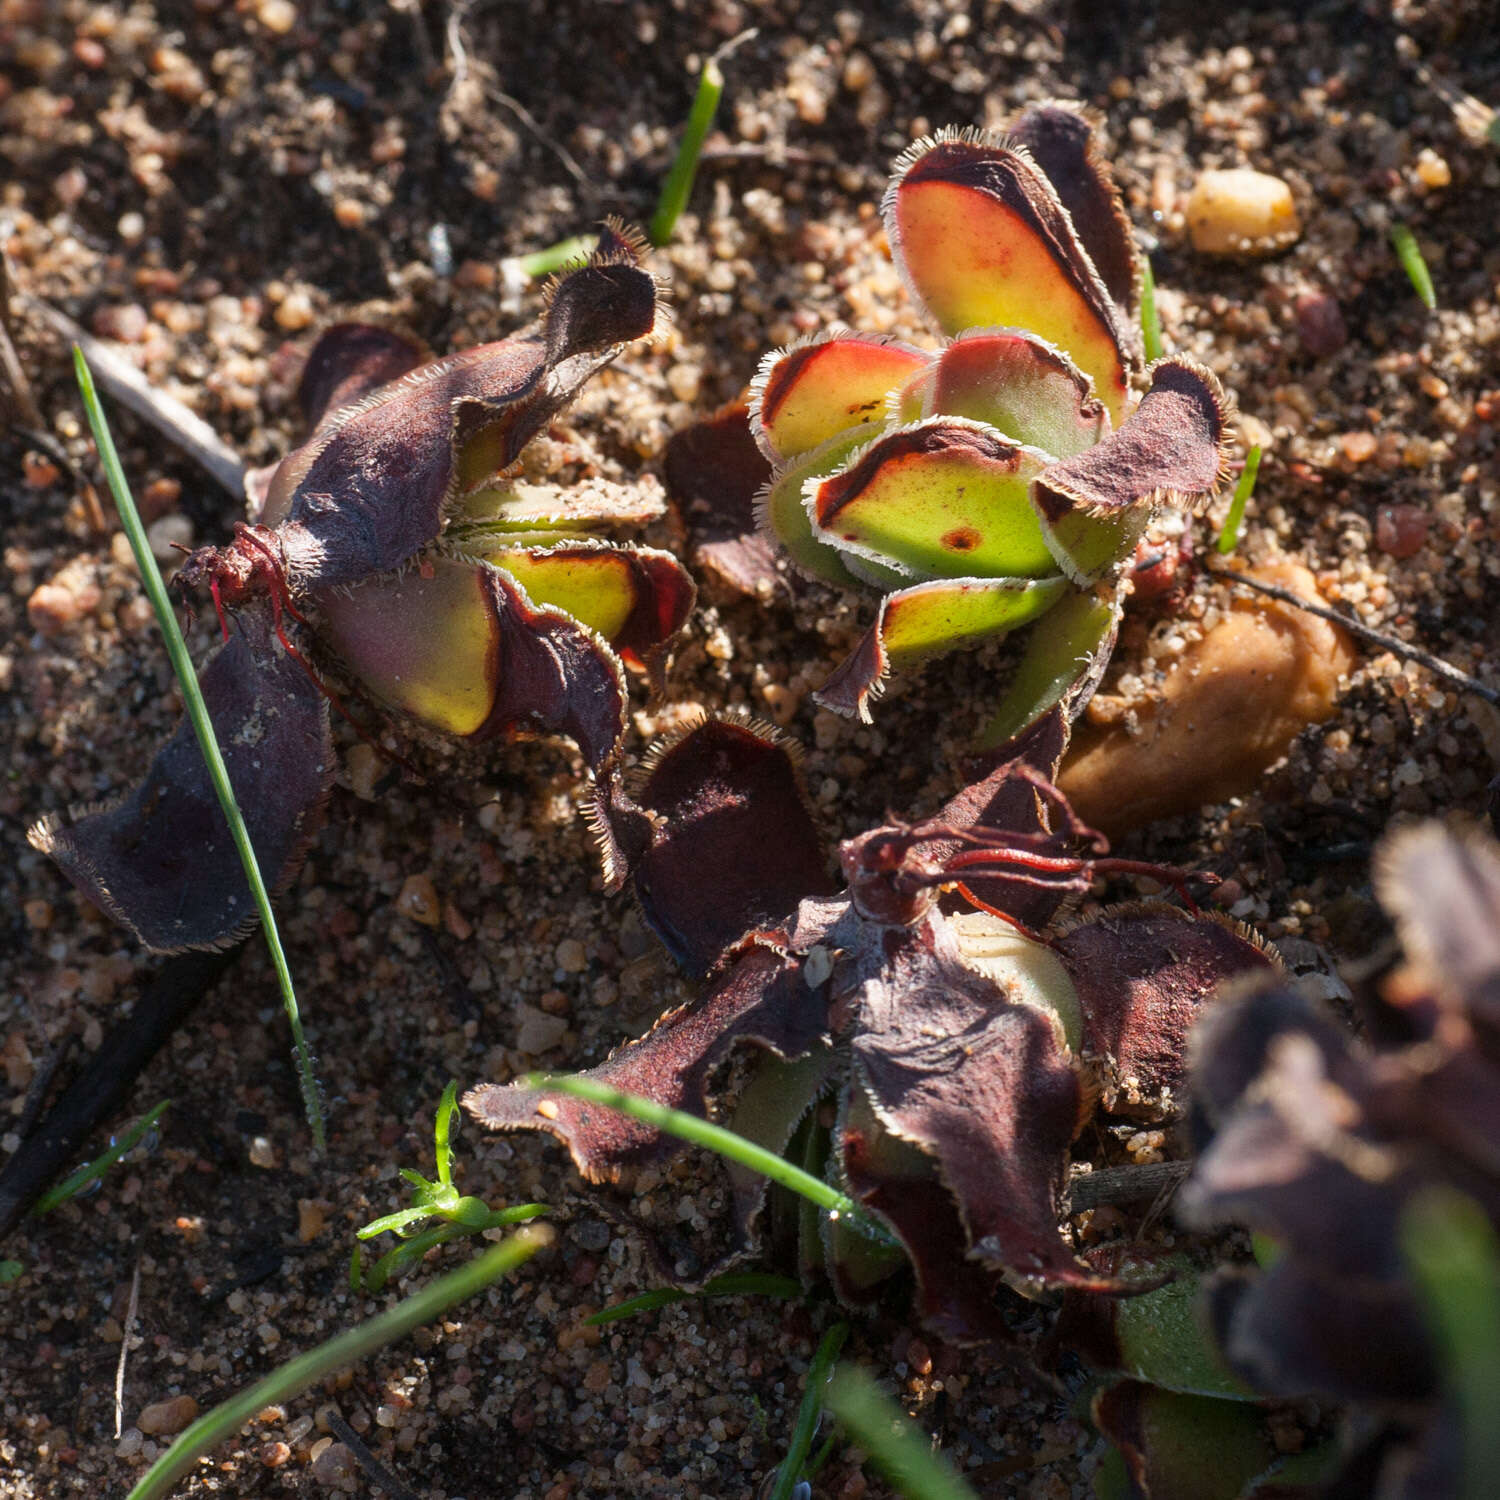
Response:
770,1322,848,1500
1215,444,1261,556
516,235,596,280
649,29,758,246
587,1271,802,1326
73,348,326,1150
1390,223,1437,310
32,1099,170,1215
1140,257,1165,363
524,1073,893,1244
127,1226,550,1500
825,1365,978,1500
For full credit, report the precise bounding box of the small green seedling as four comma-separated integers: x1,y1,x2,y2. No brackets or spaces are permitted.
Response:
1216,443,1262,555
649,29,758,246
351,1082,547,1293
0,1260,22,1286
32,1099,170,1216
1139,256,1165,363
1391,223,1437,310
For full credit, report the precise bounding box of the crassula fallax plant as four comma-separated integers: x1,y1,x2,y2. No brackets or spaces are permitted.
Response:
751,105,1230,743
33,224,694,953
470,709,1275,1343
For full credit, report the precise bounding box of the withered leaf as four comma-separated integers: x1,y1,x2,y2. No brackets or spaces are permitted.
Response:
29,607,332,953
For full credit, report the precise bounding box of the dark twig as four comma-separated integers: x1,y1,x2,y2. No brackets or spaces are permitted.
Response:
326,1410,422,1500
26,297,246,499
0,947,238,1246
0,245,43,429
1206,564,1500,708
1064,1160,1190,1213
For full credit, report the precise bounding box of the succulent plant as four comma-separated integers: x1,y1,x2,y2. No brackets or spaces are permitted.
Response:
1169,821,1500,1498
467,710,1273,1344
749,106,1230,744
33,224,694,952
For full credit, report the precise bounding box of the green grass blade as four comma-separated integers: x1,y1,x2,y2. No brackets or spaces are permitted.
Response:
524,1073,892,1244
1400,1185,1500,1500
32,1100,171,1216
825,1365,978,1500
1390,223,1437,310
516,234,596,280
587,1271,802,1326
1215,444,1261,556
1140,257,1165,363
73,347,326,1152
770,1321,848,1500
434,1080,460,1189
126,1225,550,1500
649,29,758,246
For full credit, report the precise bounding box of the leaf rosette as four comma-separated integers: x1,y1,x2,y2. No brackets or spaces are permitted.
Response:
34,224,695,952
749,107,1230,742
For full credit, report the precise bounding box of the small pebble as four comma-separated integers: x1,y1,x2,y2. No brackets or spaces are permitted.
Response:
309,1440,358,1489
256,0,298,34
137,1395,198,1437
514,1004,568,1055
147,514,194,563
27,575,101,633
396,873,441,926
1186,168,1300,256
1375,504,1429,559
90,303,148,343
297,1199,326,1242
554,937,587,973
1294,291,1347,358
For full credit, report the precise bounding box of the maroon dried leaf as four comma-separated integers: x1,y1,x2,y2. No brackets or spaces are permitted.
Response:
29,607,332,953
217,228,658,593
1006,103,1140,329
1375,822,1500,1039
464,921,837,1179
1205,1262,1436,1403
294,323,427,432
662,399,783,598
1053,903,1278,1118
473,565,631,772
846,913,1121,1288
1181,993,1409,1277
838,1085,1015,1344
609,716,834,977
923,706,1078,931
1032,357,1229,528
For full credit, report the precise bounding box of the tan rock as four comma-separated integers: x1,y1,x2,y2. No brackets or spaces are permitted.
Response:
1186,169,1300,256
1059,561,1355,836
137,1394,199,1436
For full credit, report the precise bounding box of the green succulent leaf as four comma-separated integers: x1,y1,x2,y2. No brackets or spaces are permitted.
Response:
885,130,1133,422
750,330,930,461
756,422,883,588
806,418,1058,582
901,328,1109,459
978,585,1120,748
815,573,1066,723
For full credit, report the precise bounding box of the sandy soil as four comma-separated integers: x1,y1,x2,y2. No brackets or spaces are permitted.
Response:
2,1,1499,1495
